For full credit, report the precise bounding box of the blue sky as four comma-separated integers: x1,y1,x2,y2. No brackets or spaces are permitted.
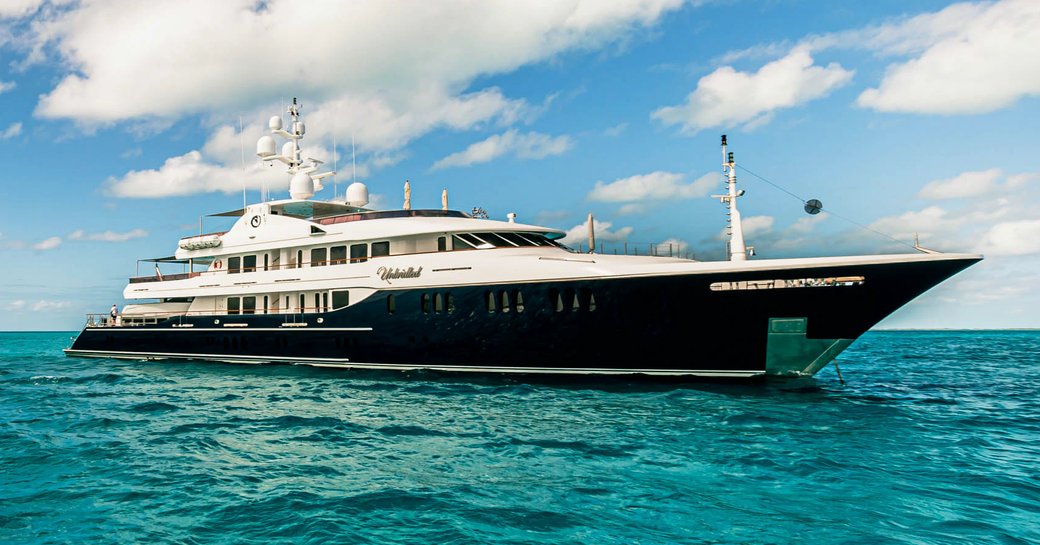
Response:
1,0,1038,331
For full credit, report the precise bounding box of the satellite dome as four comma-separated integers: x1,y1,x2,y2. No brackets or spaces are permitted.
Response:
269,116,282,131
289,172,314,200
345,182,370,207
256,135,276,158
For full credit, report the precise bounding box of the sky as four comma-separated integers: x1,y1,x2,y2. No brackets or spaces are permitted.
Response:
1,0,1038,331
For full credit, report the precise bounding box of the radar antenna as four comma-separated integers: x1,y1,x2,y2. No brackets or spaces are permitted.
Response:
255,97,337,201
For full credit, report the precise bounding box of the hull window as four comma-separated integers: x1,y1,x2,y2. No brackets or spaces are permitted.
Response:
485,291,496,313
262,295,269,314
299,294,306,313
314,293,321,313
421,293,431,314
387,294,396,315
567,289,579,312
446,293,455,314
549,288,563,312
513,290,524,313
227,297,241,315
434,293,444,313
332,290,349,310
500,291,511,313
322,292,329,313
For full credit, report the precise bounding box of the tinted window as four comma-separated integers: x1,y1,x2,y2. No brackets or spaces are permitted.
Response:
330,246,347,265
500,291,511,313
228,256,241,274
434,293,443,313
446,293,455,314
453,234,476,249
549,288,563,312
371,241,390,257
227,297,240,315
332,290,349,309
421,293,430,314
485,291,496,313
243,296,256,315
350,244,368,263
456,233,485,248
498,232,530,246
311,248,327,266
477,233,513,247
387,294,396,314
514,290,524,313
437,237,447,251
243,255,257,272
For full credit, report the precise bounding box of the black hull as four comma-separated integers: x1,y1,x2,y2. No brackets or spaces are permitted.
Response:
65,256,979,378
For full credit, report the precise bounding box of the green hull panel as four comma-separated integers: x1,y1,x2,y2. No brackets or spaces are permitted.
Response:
765,318,853,377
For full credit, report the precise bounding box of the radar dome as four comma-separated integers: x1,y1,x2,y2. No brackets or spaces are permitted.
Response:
281,141,296,160
269,116,282,131
345,182,370,207
289,172,314,200
256,135,276,158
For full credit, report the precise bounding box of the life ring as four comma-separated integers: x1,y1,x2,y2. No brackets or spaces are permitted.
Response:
213,259,223,270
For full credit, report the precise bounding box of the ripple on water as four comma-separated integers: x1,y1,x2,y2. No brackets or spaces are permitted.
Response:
1,331,1039,545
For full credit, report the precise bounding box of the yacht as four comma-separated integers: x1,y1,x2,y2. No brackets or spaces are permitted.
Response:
64,100,981,377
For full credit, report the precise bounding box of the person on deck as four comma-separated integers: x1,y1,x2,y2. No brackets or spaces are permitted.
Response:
109,304,118,326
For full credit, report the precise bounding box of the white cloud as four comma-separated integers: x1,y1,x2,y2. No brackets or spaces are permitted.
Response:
33,236,61,250
980,219,1040,256
652,48,853,133
0,122,21,139
560,219,633,246
30,300,72,312
603,122,628,136
918,168,1003,200
0,81,15,93
104,150,289,198
718,214,774,240
5,299,73,312
0,0,43,19
617,203,649,216
857,0,1040,114
431,129,573,170
26,0,683,126
68,228,148,242
588,171,719,202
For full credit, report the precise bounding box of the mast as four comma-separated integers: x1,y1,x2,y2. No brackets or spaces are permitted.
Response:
716,135,747,261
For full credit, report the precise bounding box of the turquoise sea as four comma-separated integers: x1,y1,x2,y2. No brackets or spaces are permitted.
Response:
1,331,1038,544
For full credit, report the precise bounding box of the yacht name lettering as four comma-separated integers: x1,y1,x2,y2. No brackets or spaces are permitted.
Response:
377,266,423,283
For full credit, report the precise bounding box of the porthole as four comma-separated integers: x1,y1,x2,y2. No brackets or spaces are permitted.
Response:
514,290,524,313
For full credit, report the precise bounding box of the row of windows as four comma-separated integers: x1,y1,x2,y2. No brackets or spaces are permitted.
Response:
381,287,596,316
224,241,391,274
452,232,561,250
226,290,350,315
226,286,596,317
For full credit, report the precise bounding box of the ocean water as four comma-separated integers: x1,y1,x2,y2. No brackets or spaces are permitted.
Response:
1,331,1038,544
